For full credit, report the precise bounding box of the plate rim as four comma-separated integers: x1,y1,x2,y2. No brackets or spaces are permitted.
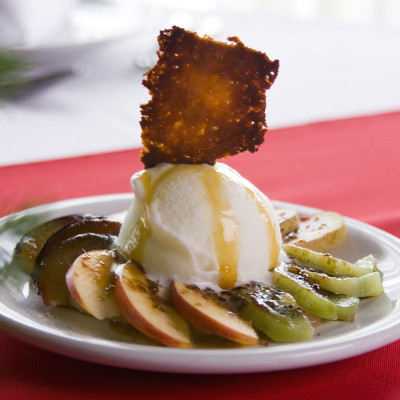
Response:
1,193,400,374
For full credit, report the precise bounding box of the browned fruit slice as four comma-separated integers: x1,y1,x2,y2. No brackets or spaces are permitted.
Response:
33,217,121,307
34,216,121,254
11,214,85,274
114,262,191,348
35,234,117,307
171,281,258,346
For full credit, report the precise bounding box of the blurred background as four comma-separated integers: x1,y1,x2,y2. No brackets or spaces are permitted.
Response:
1,0,399,166
156,0,400,26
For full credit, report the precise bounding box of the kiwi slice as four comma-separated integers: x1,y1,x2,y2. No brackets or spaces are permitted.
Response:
282,244,377,277
227,282,314,342
355,254,378,272
282,243,376,277
274,262,359,321
284,263,383,298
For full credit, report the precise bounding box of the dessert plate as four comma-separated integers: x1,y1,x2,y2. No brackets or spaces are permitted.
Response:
0,194,400,374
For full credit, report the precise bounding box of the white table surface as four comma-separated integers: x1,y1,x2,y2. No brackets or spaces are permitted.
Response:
1,5,400,166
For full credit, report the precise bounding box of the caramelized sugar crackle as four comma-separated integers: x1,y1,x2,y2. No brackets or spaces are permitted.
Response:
140,26,279,168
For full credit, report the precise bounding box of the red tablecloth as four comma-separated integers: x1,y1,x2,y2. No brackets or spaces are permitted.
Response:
1,111,400,400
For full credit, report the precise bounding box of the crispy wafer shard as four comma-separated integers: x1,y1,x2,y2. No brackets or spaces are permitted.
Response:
140,26,279,168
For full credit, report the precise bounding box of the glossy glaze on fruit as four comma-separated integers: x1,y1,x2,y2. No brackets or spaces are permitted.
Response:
11,209,384,348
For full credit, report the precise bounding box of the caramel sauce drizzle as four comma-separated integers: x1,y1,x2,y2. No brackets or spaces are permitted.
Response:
132,164,279,291
202,167,239,289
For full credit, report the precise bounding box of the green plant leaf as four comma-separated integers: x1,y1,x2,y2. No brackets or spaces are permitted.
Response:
0,49,31,102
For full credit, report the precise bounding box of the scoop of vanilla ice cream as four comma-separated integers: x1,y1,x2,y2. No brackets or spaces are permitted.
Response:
117,163,281,289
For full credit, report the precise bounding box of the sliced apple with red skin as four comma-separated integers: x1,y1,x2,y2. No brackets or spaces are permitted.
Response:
114,262,191,348
33,216,121,307
11,214,85,274
65,249,120,320
170,281,258,346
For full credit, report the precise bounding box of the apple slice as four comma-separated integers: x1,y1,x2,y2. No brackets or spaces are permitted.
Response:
114,262,191,348
65,249,120,320
171,281,258,346
287,211,347,252
11,214,85,274
276,208,300,237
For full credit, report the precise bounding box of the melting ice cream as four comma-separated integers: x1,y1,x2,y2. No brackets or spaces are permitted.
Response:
117,163,281,289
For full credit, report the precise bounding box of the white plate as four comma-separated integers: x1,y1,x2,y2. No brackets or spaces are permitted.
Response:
0,194,400,374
